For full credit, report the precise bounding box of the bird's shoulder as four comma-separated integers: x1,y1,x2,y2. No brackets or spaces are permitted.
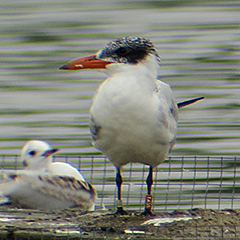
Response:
47,162,85,181
155,80,178,119
155,80,175,101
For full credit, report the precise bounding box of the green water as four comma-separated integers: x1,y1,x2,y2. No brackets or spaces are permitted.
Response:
0,0,239,158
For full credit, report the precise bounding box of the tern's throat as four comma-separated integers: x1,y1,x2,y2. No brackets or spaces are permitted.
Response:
105,54,159,92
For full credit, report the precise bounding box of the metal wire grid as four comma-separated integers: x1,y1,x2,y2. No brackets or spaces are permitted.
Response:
0,155,239,211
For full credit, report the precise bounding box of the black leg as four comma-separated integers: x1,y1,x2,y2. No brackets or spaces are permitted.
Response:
146,166,153,195
116,167,122,201
115,167,128,215
141,166,154,216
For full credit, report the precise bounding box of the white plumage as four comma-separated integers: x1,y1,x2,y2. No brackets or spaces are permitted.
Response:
60,36,203,215
90,56,177,169
0,140,96,211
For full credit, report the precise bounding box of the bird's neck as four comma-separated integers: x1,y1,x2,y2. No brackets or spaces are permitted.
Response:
26,158,52,170
105,55,159,92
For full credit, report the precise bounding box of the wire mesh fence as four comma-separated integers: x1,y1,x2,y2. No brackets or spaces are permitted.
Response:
1,155,240,239
1,155,239,211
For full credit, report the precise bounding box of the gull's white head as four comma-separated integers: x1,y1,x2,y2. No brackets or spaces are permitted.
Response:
21,140,59,170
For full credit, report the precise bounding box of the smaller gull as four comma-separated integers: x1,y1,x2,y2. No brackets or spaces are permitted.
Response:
0,140,96,211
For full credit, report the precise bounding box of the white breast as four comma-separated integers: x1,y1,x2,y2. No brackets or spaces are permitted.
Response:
90,58,178,168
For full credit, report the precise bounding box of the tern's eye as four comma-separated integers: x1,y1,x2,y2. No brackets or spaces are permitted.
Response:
115,47,128,56
28,150,36,156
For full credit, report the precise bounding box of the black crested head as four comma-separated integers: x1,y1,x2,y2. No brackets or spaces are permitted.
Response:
97,37,160,65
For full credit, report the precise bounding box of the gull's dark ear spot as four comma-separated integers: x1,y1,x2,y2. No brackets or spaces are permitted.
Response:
29,150,36,156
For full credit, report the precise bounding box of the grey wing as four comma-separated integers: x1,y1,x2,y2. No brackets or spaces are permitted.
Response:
156,80,178,121
35,175,97,203
156,80,178,153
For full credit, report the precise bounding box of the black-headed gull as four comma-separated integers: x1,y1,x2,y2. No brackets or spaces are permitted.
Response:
60,36,203,215
0,140,96,210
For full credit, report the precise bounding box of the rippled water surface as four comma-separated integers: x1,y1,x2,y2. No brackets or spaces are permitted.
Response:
0,0,239,157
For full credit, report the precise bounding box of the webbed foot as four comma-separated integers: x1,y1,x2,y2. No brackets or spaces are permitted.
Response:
141,208,155,216
115,206,128,215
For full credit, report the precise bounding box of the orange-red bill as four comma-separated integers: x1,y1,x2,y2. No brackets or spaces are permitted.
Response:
60,55,112,70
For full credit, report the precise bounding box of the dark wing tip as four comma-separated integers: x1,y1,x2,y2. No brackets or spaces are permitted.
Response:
177,97,204,109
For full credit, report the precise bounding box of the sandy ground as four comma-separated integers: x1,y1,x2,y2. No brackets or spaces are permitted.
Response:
0,207,240,239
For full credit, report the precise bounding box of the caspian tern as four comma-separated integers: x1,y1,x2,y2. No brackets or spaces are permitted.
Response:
60,36,203,215
0,140,96,210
